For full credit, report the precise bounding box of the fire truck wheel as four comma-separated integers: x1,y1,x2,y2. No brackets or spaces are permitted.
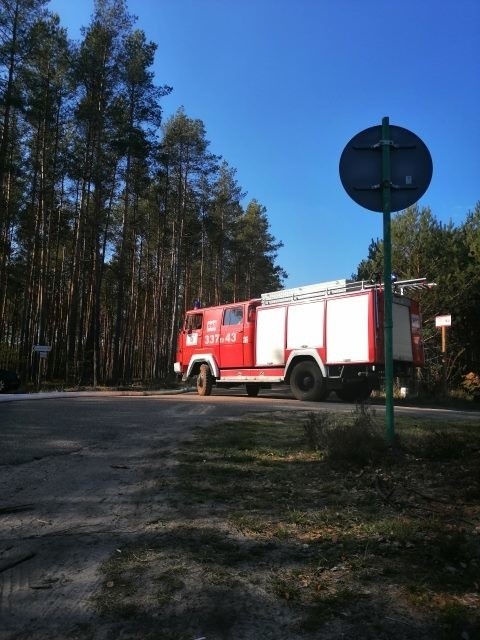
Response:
290,361,326,402
197,364,213,396
245,383,260,397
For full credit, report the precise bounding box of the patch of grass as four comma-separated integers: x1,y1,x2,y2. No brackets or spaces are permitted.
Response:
154,566,187,604
303,405,388,466
300,586,360,631
95,411,480,639
95,577,139,618
415,429,469,460
269,573,303,602
437,601,480,639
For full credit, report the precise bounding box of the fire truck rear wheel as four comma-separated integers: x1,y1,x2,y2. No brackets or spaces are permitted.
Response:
290,361,326,402
245,383,260,397
197,364,213,396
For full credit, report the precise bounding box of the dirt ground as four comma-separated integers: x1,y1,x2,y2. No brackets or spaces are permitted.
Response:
0,394,235,639
1,393,479,640
1,392,312,639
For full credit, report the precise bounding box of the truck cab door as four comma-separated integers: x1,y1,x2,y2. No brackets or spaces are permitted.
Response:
182,311,204,365
219,305,245,368
243,302,259,367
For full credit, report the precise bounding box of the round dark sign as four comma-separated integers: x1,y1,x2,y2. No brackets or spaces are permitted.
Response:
339,124,433,212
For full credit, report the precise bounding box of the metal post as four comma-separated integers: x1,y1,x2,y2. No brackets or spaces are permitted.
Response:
441,325,448,396
382,116,395,445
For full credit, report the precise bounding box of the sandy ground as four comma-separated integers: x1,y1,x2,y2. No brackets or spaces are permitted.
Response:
0,393,238,639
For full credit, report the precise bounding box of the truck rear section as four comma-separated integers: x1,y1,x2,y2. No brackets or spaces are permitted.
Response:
174,278,431,401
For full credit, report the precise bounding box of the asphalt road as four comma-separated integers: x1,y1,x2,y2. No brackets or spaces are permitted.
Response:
0,389,478,639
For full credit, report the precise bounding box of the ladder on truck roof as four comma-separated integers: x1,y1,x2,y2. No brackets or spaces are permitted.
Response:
261,278,435,305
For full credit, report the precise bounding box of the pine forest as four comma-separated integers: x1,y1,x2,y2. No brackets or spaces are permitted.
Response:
0,0,286,387
0,0,479,395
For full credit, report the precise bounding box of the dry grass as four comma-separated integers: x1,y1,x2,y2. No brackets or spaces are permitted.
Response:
95,408,480,639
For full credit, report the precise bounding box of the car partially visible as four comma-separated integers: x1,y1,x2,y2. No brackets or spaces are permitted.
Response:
0,369,20,392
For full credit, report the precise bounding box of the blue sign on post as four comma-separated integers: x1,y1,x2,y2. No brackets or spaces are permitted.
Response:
339,118,432,444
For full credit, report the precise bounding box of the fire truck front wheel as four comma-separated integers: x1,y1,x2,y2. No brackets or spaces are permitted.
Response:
290,361,326,402
197,364,213,396
246,383,260,397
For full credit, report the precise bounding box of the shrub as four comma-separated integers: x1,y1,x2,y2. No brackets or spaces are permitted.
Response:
462,371,480,400
303,405,388,467
303,411,335,451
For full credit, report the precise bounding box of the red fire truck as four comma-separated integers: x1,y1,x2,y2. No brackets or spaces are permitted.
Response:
174,278,431,401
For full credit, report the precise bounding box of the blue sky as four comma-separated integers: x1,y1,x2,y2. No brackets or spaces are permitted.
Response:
48,0,479,288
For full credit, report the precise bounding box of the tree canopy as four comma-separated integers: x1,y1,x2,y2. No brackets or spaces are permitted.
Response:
354,203,480,392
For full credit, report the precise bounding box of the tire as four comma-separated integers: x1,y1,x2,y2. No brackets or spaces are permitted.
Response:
290,361,326,402
197,364,213,396
245,383,260,397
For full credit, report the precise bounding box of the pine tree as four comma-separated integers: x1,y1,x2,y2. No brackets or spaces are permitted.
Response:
68,0,134,385
17,13,72,382
232,199,286,299
158,108,217,368
0,0,49,357
204,161,244,305
110,28,170,383
354,204,480,390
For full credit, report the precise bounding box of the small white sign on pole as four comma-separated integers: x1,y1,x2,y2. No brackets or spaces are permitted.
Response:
33,345,52,354
435,315,451,328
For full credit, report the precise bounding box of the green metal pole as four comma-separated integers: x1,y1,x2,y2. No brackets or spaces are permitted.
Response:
382,116,395,445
